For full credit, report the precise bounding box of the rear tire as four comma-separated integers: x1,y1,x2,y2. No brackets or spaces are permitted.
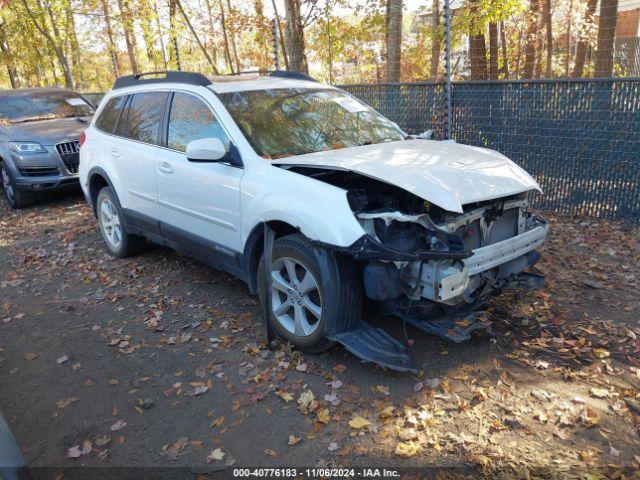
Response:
257,233,362,353
1,164,35,209
96,186,145,257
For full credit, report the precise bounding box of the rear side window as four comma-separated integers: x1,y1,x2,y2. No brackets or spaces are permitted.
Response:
122,92,168,145
167,93,230,152
95,96,126,133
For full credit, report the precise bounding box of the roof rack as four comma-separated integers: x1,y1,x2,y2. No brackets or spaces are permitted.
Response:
224,70,318,82
113,71,211,90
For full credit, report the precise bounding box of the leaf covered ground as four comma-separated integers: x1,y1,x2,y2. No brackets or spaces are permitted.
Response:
1,193,639,478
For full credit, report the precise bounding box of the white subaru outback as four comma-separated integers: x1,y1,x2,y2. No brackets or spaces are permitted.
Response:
79,71,548,370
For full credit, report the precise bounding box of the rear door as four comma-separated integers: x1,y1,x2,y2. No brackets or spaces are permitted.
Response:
111,91,169,223
156,91,243,260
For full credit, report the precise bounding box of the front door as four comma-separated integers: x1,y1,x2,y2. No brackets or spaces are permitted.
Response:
156,91,243,262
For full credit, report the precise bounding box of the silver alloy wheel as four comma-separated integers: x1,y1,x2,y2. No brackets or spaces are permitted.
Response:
270,256,322,337
1,168,14,204
98,196,123,249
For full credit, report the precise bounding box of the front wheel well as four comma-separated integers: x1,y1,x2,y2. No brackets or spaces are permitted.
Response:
243,221,300,294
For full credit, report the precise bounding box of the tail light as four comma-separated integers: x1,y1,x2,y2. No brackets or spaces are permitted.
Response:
79,131,86,148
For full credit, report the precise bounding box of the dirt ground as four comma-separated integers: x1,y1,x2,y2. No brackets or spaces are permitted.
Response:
1,191,639,479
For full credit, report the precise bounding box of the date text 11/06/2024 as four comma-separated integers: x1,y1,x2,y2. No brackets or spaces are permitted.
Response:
232,468,401,477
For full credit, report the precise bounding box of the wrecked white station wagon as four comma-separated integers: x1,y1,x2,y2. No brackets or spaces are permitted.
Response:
80,71,548,371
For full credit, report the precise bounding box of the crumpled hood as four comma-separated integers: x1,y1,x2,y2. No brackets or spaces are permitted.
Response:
0,117,90,145
274,139,541,213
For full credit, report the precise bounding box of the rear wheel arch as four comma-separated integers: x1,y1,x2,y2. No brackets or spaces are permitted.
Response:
88,168,114,217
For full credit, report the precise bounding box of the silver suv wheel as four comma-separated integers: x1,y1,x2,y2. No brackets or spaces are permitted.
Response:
98,196,122,249
270,256,322,337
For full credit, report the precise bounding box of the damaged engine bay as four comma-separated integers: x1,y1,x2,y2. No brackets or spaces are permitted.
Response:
283,166,548,344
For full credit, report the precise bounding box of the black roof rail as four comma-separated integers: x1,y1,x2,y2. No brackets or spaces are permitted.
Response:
113,71,212,90
223,70,318,83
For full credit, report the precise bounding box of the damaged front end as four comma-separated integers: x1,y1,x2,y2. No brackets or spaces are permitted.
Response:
282,166,548,371
353,188,548,339
289,167,548,342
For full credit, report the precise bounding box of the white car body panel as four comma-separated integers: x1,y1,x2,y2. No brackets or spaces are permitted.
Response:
80,75,544,263
273,139,541,214
239,165,366,248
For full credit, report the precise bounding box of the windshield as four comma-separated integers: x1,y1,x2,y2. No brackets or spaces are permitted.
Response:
0,90,94,124
218,88,405,158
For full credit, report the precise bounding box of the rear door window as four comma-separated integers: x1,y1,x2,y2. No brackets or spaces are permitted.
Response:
122,92,169,145
95,95,126,134
167,93,230,152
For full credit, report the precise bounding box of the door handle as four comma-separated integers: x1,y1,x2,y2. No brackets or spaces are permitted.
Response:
157,161,174,174
110,149,120,158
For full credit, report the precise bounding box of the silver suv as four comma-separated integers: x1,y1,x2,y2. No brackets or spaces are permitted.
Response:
0,88,94,208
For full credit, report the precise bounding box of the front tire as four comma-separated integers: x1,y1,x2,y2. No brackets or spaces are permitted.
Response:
257,233,362,352
1,164,35,209
96,186,145,257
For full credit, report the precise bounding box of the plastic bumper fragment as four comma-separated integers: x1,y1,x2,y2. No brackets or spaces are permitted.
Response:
329,321,417,373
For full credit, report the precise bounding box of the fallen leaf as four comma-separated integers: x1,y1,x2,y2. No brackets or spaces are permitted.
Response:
275,390,294,403
349,416,371,429
395,441,422,457
110,420,126,431
264,448,277,456
95,435,111,447
24,352,38,361
287,435,301,446
67,445,82,459
592,348,610,359
316,408,330,424
57,397,78,409
206,448,225,462
379,406,395,419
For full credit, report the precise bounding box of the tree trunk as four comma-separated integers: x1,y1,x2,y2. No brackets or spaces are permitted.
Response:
101,0,121,77
20,0,73,88
67,5,83,87
203,0,219,66
572,0,597,77
430,0,440,80
594,0,618,77
153,3,168,70
489,22,499,79
0,22,19,88
385,0,402,82
225,0,241,72
168,0,179,70
468,0,487,80
523,0,540,79
500,20,510,78
217,0,235,73
543,0,553,77
116,0,138,74
284,0,309,73
564,0,573,76
175,0,220,74
271,0,290,69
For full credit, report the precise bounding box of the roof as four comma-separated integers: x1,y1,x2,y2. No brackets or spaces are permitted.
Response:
111,70,328,95
208,76,329,94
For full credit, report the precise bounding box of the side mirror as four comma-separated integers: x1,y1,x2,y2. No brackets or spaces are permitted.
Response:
186,138,228,162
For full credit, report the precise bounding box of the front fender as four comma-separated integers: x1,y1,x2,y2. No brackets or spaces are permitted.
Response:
240,167,365,249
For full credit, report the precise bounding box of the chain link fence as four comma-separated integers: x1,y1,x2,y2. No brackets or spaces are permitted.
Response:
342,78,640,222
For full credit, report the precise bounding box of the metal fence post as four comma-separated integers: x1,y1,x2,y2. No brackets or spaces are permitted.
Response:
273,18,280,70
444,0,452,140
173,37,182,72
